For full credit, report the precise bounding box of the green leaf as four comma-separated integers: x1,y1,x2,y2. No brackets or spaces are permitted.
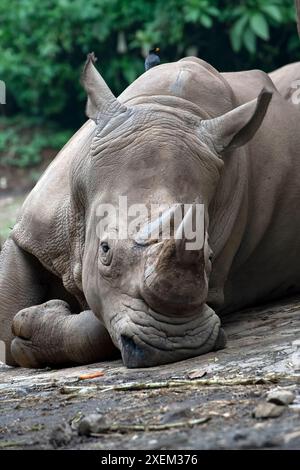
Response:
230,15,248,52
207,7,219,17
243,27,256,54
185,9,199,23
261,5,282,23
250,13,269,40
123,66,139,84
200,14,213,28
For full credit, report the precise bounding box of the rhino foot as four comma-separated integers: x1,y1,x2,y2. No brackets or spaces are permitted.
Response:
11,300,72,368
11,299,118,368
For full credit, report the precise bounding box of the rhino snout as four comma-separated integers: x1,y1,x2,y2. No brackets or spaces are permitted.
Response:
120,335,153,368
116,304,226,368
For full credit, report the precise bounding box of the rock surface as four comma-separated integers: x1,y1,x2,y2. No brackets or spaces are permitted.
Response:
253,402,285,419
266,389,295,406
1,295,300,449
78,414,109,436
49,421,73,448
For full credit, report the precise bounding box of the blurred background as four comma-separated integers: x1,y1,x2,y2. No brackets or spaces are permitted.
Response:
0,0,299,242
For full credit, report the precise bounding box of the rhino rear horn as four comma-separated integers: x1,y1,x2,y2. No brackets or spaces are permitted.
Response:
200,88,272,154
81,52,127,122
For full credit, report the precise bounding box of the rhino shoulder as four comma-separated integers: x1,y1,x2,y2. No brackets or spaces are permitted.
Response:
12,120,96,302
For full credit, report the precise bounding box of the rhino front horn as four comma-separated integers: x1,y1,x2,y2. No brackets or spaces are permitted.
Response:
175,203,205,264
81,52,127,123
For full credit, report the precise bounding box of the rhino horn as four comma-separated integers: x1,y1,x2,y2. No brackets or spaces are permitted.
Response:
142,203,207,314
81,52,127,122
174,203,205,264
134,204,183,245
148,203,205,272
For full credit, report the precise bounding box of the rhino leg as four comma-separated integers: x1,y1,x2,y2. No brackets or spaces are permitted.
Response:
0,238,47,365
11,300,118,368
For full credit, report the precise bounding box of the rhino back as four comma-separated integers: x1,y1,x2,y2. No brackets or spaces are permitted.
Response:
119,57,235,118
221,71,300,309
222,69,277,104
269,62,300,101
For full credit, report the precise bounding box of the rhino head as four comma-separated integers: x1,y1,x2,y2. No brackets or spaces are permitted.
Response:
74,55,271,368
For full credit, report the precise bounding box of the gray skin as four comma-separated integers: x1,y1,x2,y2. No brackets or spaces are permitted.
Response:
269,62,300,102
1,55,300,369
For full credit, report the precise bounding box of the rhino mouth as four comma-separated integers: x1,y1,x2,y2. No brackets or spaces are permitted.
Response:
108,297,224,368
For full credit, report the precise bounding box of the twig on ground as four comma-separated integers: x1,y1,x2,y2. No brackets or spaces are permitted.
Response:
90,416,211,435
99,373,286,393
0,440,27,449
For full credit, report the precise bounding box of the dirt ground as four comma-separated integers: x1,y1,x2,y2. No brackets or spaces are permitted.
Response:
1,296,300,450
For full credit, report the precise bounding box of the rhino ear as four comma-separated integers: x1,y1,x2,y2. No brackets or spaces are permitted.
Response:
81,52,126,122
200,88,272,154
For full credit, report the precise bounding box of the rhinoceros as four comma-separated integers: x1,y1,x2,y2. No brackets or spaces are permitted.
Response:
1,54,300,369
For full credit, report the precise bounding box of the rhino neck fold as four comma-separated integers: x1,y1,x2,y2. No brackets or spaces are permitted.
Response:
208,146,249,310
121,95,212,120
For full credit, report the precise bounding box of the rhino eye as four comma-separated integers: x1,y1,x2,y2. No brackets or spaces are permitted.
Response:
99,241,112,265
101,242,110,253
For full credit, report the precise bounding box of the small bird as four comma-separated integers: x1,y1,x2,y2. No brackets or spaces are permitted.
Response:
145,47,160,72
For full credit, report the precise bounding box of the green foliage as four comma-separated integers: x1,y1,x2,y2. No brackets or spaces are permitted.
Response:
0,116,72,168
227,0,292,54
0,0,299,168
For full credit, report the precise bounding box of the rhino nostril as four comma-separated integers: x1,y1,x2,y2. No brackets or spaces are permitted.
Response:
121,334,138,353
120,335,147,368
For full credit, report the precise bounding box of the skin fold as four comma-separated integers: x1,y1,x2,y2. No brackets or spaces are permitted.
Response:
1,56,300,368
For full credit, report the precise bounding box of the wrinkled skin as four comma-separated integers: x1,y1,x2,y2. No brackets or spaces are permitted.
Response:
1,54,300,369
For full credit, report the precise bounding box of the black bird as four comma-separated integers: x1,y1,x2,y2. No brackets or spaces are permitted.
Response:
145,47,160,71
